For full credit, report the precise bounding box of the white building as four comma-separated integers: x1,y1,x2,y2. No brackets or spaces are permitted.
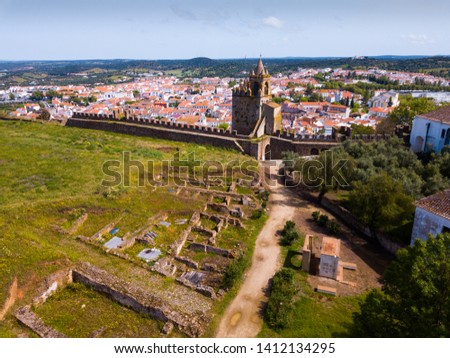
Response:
318,236,341,279
411,190,450,245
369,91,399,108
410,106,450,153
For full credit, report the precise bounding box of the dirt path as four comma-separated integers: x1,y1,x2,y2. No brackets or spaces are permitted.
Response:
0,277,18,321
216,184,300,337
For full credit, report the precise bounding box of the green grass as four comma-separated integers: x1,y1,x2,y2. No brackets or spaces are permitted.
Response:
259,270,363,337
235,185,255,195
0,119,258,336
33,283,176,337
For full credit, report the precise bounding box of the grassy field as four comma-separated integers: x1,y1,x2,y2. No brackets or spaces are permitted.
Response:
0,119,260,337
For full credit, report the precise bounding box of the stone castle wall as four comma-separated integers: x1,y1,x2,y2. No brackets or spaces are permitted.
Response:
66,113,389,160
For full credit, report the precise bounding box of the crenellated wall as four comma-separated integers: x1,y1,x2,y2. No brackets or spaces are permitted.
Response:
72,112,239,137
66,113,392,160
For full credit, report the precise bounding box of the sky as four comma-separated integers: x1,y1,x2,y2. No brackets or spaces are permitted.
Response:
1,0,449,60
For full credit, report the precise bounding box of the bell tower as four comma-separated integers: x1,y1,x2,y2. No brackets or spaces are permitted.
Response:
232,58,273,136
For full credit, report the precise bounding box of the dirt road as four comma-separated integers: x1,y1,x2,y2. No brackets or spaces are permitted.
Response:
216,184,299,337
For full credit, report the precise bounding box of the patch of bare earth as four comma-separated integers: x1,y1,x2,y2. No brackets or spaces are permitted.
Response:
0,277,18,321
292,195,391,296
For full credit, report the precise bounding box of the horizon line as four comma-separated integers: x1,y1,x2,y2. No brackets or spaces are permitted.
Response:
1,54,450,62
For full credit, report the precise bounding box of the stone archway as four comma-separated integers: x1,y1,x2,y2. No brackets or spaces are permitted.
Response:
263,144,271,161
310,148,319,156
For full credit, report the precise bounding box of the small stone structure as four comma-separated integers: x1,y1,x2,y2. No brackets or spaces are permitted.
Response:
302,235,341,280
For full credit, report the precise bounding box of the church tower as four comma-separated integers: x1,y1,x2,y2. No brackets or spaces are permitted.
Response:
232,59,281,137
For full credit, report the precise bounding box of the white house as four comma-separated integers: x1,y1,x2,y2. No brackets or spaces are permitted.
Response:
410,106,450,153
369,91,399,108
410,190,450,245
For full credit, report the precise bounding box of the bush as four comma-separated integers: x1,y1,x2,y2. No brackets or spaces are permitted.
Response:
281,220,300,246
222,255,246,289
329,221,341,235
251,209,263,220
312,210,321,222
318,214,329,227
282,220,296,233
264,268,296,329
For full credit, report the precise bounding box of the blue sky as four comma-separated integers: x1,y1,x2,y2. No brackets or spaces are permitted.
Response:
1,0,449,60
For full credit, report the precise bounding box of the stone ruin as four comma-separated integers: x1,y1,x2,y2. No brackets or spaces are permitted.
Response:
15,263,210,338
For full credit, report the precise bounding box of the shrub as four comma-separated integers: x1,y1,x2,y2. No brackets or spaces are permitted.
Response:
280,220,300,246
264,268,296,329
222,255,246,289
282,220,296,233
251,209,263,220
329,221,341,235
312,210,321,222
318,214,329,227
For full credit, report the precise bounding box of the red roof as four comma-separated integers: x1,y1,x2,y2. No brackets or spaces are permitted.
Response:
415,190,450,221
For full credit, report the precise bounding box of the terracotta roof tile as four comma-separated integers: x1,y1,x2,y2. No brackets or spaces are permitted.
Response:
415,189,450,221
420,106,450,124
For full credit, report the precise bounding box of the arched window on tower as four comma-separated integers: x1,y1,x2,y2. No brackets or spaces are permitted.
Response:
264,82,269,95
253,81,259,96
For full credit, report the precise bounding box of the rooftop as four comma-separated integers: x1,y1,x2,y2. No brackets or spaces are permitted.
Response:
415,189,450,221
420,106,450,124
321,236,341,257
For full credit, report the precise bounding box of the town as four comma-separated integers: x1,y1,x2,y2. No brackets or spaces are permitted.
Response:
3,64,450,137
1,0,450,351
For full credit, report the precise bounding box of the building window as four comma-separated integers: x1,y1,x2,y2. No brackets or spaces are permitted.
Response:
443,226,450,234
442,129,446,138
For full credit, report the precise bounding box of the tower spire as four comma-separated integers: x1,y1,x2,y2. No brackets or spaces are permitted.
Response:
255,57,265,75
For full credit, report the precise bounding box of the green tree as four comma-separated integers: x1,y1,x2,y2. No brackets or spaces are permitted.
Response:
9,93,15,100
38,109,51,121
351,123,375,137
228,80,237,88
377,96,437,134
132,90,140,98
30,90,44,101
348,172,414,231
45,90,62,99
217,123,229,130
389,96,437,126
363,90,371,104
305,83,314,96
353,233,450,337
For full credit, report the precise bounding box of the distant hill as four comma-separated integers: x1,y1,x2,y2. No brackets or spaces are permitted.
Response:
2,55,450,88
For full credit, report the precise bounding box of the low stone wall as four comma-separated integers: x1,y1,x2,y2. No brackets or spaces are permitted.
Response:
175,278,216,299
72,262,208,337
15,306,66,338
67,213,88,235
175,256,199,269
170,226,192,256
32,268,73,306
207,203,229,214
189,243,234,258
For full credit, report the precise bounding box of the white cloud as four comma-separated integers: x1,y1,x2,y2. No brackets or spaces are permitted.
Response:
262,16,284,28
401,34,435,45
